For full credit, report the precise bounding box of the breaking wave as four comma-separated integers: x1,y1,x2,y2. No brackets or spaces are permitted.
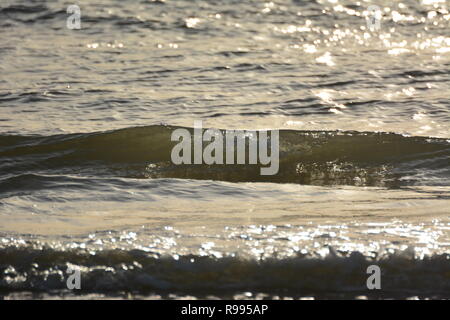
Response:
1,245,449,299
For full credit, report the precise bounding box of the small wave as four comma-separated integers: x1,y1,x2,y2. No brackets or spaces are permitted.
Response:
0,4,67,25
0,125,448,187
0,5,48,15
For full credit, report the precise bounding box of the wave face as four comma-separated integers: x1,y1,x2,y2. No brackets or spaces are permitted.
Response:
1,125,449,188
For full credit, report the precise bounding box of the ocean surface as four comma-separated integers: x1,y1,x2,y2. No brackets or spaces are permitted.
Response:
0,0,449,299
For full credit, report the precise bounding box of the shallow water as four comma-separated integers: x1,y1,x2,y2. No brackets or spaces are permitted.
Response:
0,0,449,299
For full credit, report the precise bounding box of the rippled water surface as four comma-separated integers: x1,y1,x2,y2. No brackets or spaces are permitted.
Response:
0,0,449,299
